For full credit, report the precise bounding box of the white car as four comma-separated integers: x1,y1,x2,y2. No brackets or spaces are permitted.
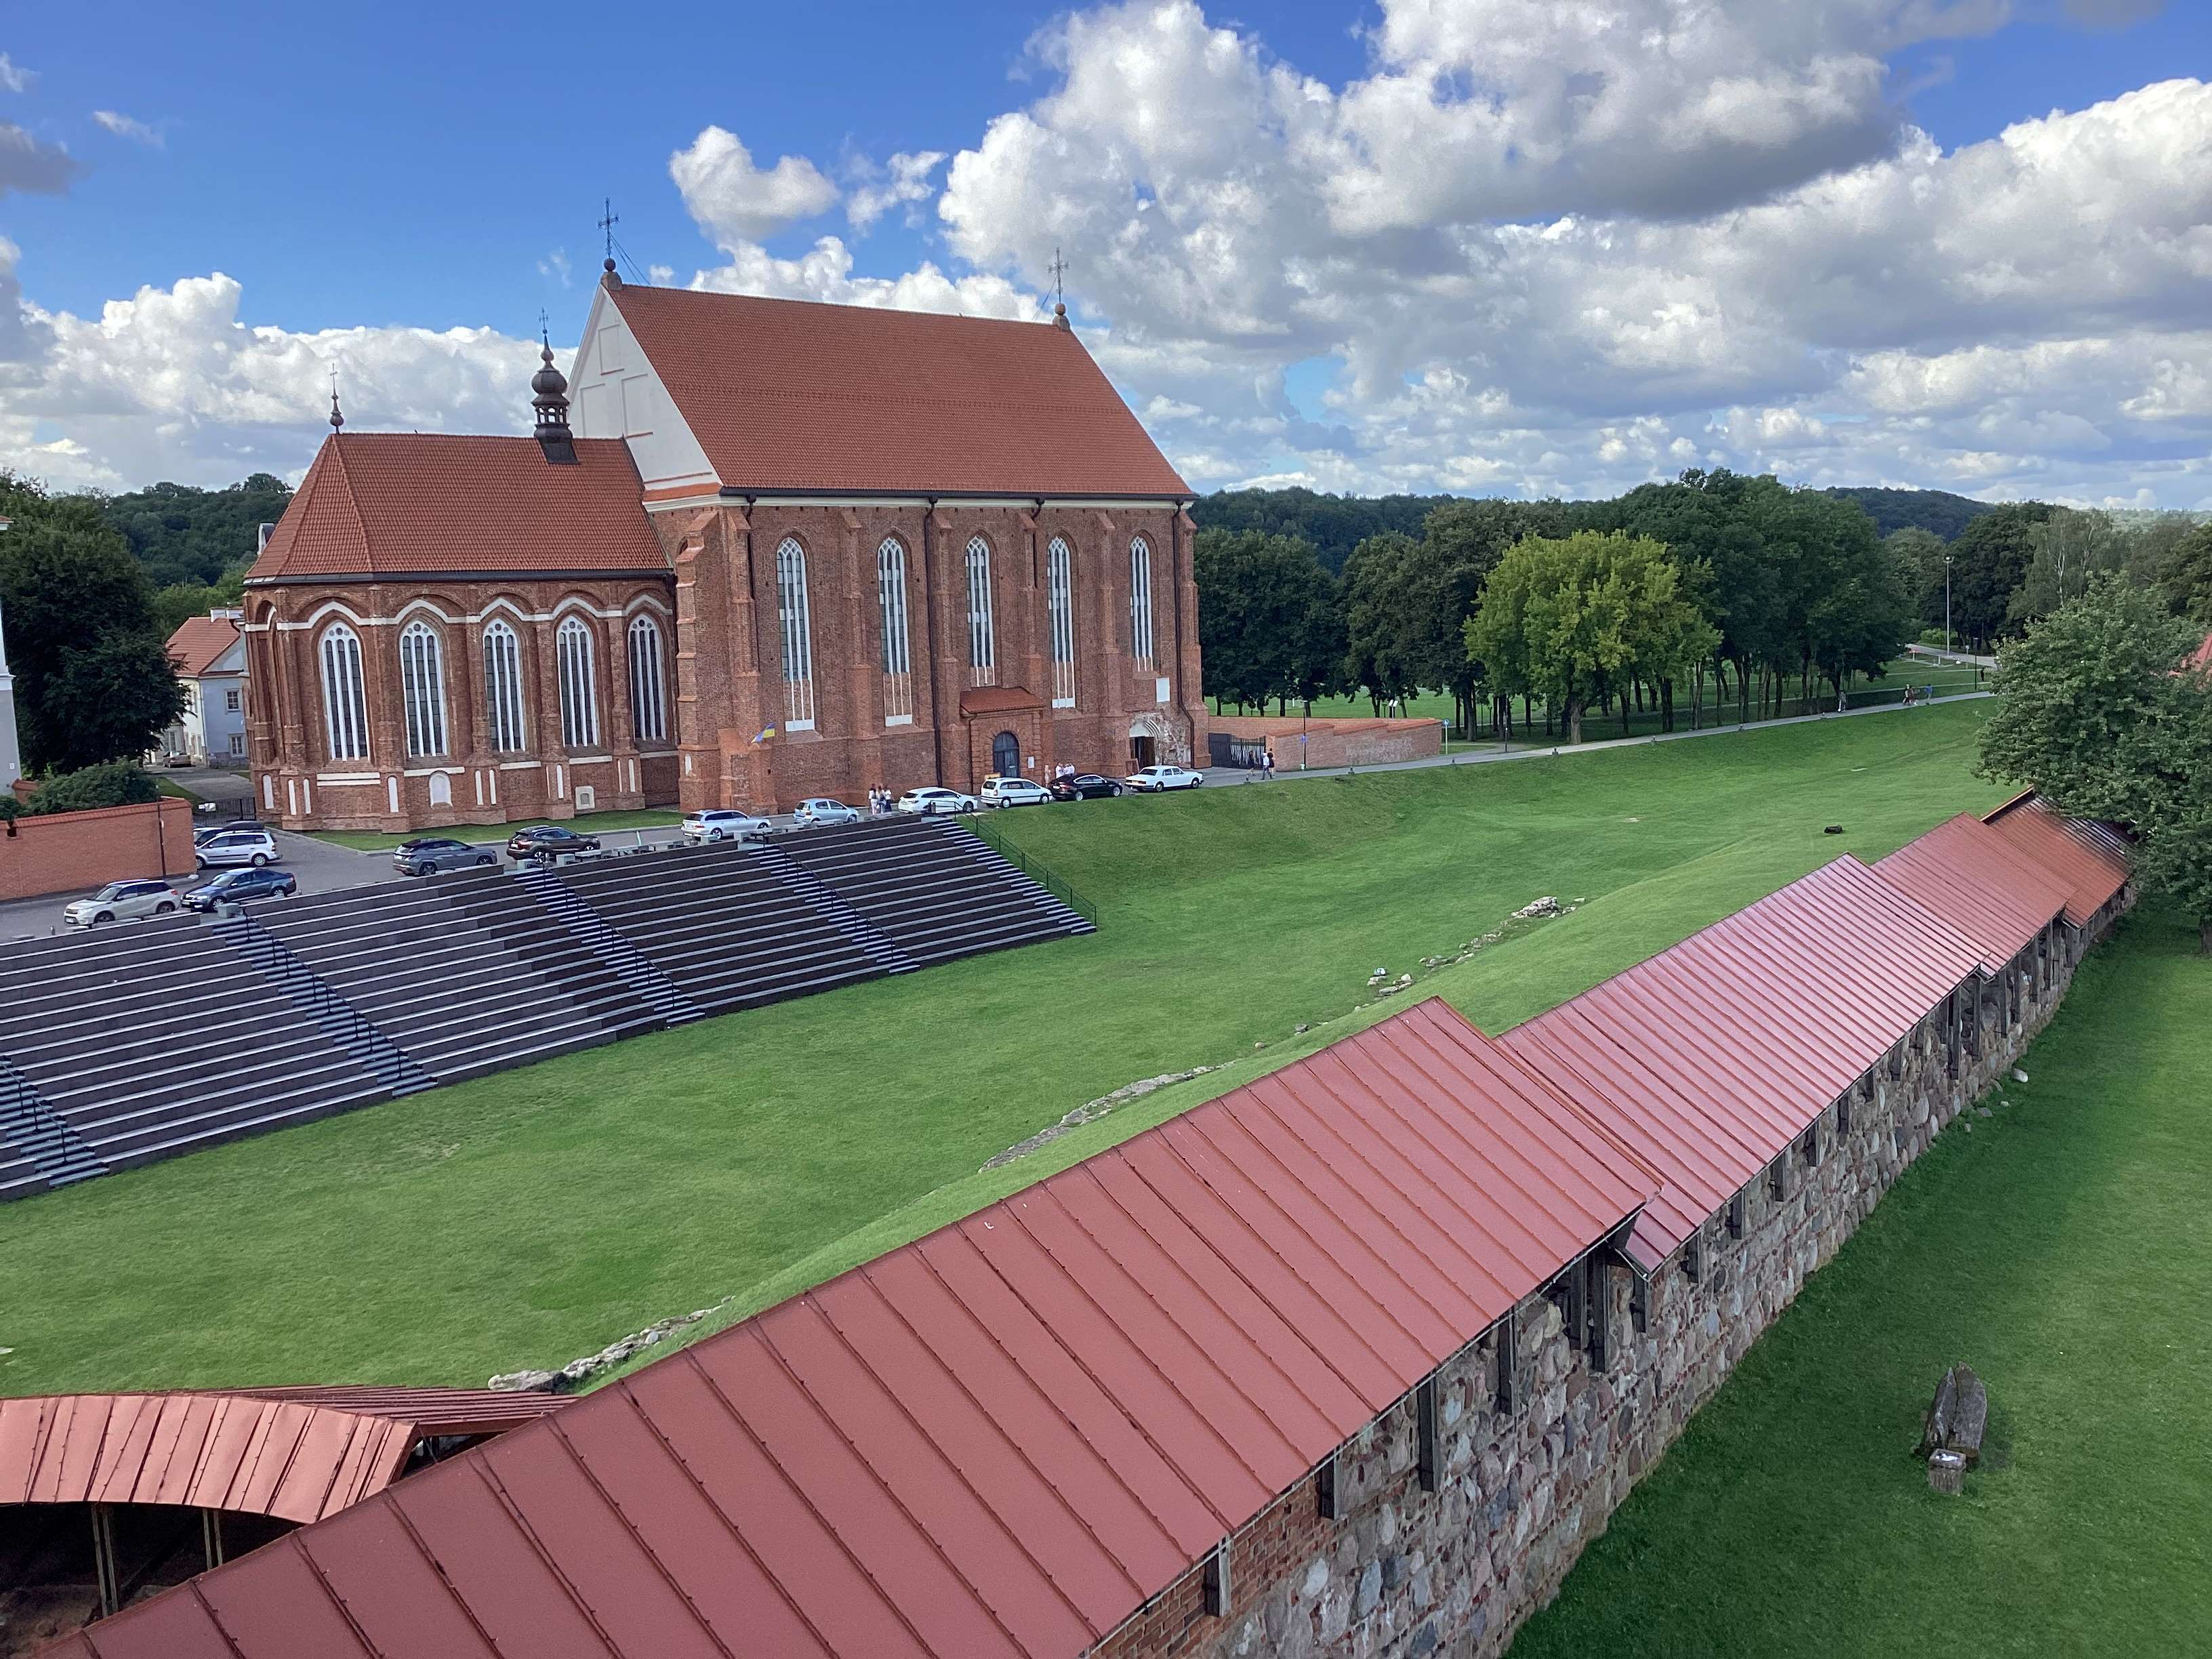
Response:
682,808,771,845
982,777,1053,808
194,828,283,869
895,787,979,816
793,797,861,827
1125,764,1206,792
64,879,182,927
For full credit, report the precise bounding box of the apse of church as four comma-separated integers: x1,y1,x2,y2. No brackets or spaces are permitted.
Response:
243,279,1205,831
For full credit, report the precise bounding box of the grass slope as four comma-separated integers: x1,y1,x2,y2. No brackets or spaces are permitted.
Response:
1510,906,2212,1656
0,704,1998,1397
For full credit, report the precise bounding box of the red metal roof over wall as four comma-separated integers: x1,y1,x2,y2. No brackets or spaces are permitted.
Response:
611,286,1193,499
1980,794,2132,928
1502,857,1987,1267
0,1387,569,1528
42,1000,1651,1659
1873,814,2075,975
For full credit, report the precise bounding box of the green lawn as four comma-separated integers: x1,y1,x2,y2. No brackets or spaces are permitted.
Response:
1509,905,2212,1656
0,703,2004,1398
306,807,686,853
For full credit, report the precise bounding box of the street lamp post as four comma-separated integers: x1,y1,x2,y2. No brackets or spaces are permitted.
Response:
1944,554,1953,657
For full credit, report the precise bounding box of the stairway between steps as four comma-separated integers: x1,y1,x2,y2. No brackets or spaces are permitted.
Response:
512,867,707,1025
212,914,434,1094
0,1054,108,1192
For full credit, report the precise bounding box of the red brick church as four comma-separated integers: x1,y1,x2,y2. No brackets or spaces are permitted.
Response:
244,270,1205,831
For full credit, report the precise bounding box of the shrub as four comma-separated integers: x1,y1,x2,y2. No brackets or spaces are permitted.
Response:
24,760,163,816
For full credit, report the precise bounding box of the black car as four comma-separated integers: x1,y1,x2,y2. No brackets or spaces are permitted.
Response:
181,865,298,912
1049,773,1124,801
394,836,500,877
506,824,602,861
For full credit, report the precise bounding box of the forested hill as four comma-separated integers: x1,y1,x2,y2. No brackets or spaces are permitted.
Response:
1818,487,1994,540
101,474,294,588
1192,488,1454,573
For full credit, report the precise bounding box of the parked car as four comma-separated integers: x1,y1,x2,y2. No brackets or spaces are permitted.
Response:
506,824,602,861
982,777,1053,808
182,866,298,912
895,787,979,815
1049,773,1124,802
1126,764,1206,792
192,819,266,846
681,808,771,845
194,828,282,869
392,836,499,877
793,798,861,828
64,880,181,927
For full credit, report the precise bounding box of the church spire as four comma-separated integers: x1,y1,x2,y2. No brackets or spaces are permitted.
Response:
532,324,577,465
328,369,345,432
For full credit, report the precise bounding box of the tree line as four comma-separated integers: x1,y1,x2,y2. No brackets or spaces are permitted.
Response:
1197,473,2212,740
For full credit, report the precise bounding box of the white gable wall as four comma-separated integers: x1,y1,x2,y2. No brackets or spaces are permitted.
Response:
567,287,719,497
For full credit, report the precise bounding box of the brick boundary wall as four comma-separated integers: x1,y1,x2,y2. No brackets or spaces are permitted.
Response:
0,798,199,903
1094,887,2133,1659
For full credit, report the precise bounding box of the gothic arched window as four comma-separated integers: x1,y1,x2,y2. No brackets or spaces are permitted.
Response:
1129,535,1156,668
556,615,600,749
398,621,447,758
482,619,527,752
966,535,996,686
877,536,914,722
1048,536,1076,707
776,537,816,728
319,622,369,761
628,613,668,743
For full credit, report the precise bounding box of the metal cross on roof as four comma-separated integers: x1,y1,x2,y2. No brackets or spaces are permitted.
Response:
1048,246,1068,307
599,199,620,266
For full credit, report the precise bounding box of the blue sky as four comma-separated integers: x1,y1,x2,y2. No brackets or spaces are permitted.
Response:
2,1,2206,503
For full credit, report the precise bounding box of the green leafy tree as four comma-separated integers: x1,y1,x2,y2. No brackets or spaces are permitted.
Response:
99,473,292,588
1946,501,2053,650
2158,520,2212,626
152,568,248,636
1338,531,1425,712
2008,508,2128,626
0,474,187,773
1466,529,1706,744
24,760,163,816
1193,529,1342,712
1976,578,2212,952
1885,527,1948,636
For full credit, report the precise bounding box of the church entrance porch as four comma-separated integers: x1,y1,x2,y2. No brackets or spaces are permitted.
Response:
1128,732,1155,769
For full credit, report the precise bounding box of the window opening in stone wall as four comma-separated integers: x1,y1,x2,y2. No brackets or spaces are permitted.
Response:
319,623,369,761
628,614,668,743
1727,1192,1746,1238
776,537,816,729
878,537,914,722
483,620,527,752
398,621,447,758
1494,1309,1516,1412
1128,535,1155,668
966,536,996,686
1048,536,1076,706
556,615,600,749
1415,1377,1441,1492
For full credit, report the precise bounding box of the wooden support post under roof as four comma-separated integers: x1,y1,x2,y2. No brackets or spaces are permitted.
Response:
1203,1538,1231,1616
1416,1378,1441,1493
1315,1449,1343,1520
90,1504,119,1618
1494,1309,1515,1413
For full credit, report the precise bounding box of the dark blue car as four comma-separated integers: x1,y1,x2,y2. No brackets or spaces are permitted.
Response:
182,865,298,912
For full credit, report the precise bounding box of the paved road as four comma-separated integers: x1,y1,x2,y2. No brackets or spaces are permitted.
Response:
0,688,1993,941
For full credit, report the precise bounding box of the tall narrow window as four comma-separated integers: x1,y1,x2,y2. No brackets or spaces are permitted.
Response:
483,619,526,752
966,536,996,686
1129,535,1155,668
776,537,816,728
1048,536,1076,707
398,621,447,758
628,613,668,743
877,536,914,723
319,623,369,761
556,615,600,749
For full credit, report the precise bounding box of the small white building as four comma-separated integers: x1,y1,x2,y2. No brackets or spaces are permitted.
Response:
163,610,249,764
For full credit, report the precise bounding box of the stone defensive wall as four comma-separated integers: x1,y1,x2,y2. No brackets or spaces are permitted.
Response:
35,798,2135,1659
1099,803,2133,1659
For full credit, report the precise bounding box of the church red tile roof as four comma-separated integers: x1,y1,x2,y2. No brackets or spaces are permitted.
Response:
246,434,667,581
610,285,1193,499
165,613,241,677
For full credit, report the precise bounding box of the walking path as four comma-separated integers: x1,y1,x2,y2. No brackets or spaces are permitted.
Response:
1202,689,1994,789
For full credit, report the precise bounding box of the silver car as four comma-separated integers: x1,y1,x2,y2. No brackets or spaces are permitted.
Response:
682,808,771,844
793,798,861,827
64,879,182,927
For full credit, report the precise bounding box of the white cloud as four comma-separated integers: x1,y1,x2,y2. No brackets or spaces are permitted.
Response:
670,126,839,245
91,109,162,147
0,54,33,94
5,0,2207,510
0,123,81,197
538,248,572,287
847,150,947,231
